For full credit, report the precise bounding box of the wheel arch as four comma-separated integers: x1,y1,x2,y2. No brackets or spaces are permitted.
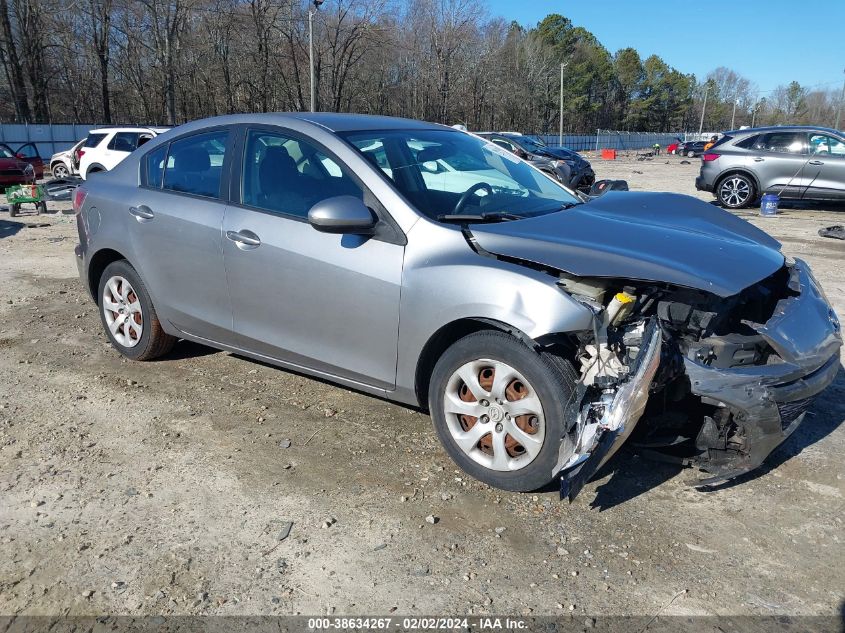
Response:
85,163,107,178
87,248,130,303
413,317,580,410
715,168,761,195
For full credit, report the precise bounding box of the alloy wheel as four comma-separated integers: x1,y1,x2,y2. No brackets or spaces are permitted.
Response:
52,164,69,178
102,275,143,348
719,176,751,207
443,359,545,472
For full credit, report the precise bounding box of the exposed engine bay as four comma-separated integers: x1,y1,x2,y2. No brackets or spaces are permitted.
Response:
548,259,842,501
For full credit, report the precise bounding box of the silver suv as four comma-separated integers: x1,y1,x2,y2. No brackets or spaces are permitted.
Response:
696,126,845,208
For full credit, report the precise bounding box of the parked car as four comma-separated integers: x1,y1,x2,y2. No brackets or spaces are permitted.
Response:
666,138,684,155
0,143,37,187
475,132,572,186
50,139,86,178
78,127,168,179
0,142,44,180
477,132,595,192
73,113,841,501
678,141,706,157
696,126,845,208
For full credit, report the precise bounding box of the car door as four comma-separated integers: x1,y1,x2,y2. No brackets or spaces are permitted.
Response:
126,128,234,341
807,132,845,200
222,126,404,389
14,143,43,178
752,131,809,196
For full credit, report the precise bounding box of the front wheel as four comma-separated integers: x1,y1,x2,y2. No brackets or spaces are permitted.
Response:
687,150,695,157
97,260,176,361
717,173,756,209
428,330,577,492
52,163,70,178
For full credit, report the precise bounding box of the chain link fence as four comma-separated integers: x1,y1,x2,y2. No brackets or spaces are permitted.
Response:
534,130,686,152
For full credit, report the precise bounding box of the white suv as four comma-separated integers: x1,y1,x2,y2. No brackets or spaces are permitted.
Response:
79,127,169,179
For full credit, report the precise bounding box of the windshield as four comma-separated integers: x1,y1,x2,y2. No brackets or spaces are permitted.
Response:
342,129,580,221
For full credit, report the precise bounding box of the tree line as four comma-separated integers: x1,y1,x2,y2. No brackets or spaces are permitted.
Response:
1,0,842,133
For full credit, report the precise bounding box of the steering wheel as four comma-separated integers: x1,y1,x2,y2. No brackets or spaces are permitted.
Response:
453,182,493,215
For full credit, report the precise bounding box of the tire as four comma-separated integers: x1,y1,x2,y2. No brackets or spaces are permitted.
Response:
687,150,695,157
716,173,756,209
97,260,176,361
428,330,578,492
36,201,45,215
9,203,19,217
51,163,70,178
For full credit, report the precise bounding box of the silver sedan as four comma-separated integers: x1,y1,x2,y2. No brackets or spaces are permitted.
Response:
73,113,841,501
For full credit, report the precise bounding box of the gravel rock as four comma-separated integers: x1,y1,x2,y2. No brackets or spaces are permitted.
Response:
425,515,438,525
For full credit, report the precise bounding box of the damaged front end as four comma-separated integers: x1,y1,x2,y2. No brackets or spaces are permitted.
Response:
552,258,841,500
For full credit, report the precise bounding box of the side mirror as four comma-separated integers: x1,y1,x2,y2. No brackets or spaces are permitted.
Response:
308,195,376,234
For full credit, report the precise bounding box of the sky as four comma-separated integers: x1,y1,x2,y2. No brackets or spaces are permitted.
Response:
485,0,845,97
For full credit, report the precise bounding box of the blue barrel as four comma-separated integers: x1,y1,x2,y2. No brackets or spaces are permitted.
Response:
760,193,779,216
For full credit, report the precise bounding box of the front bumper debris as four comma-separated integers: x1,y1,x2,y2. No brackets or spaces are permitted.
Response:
557,318,663,501
686,259,841,484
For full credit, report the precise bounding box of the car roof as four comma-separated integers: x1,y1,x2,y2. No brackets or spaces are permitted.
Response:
723,125,843,137
162,112,448,134
87,127,169,134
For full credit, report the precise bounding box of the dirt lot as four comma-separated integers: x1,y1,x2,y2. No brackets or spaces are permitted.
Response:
1,156,843,619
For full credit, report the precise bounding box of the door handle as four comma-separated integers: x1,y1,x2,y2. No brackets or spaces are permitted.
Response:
808,160,824,166
129,205,154,221
753,157,765,162
226,229,261,249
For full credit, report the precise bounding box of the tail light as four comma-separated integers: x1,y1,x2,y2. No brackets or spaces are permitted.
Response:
72,187,88,215
702,153,720,162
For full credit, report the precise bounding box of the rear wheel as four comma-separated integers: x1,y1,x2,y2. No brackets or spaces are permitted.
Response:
687,150,695,157
429,330,577,492
717,173,756,209
97,260,176,361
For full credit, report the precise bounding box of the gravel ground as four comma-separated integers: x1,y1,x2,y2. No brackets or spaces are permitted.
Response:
0,157,843,618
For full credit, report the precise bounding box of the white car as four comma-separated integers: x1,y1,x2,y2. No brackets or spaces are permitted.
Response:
79,127,169,179
49,139,85,178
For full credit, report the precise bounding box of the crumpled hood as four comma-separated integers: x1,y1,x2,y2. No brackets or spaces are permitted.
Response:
470,192,785,297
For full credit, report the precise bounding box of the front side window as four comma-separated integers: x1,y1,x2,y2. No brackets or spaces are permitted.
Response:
84,133,107,148
343,129,581,220
760,132,806,154
241,129,362,218
809,133,845,156
162,130,228,198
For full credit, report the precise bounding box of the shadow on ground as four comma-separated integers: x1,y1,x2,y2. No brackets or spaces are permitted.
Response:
0,219,25,239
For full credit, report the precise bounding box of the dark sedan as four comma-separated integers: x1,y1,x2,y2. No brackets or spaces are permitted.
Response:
678,141,707,158
477,132,595,193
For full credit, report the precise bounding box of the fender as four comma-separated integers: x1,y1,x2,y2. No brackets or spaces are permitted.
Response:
392,219,594,406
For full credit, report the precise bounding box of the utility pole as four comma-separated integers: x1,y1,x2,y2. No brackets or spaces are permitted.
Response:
730,98,738,130
698,83,709,137
308,0,325,112
835,68,845,130
751,102,759,128
559,62,567,146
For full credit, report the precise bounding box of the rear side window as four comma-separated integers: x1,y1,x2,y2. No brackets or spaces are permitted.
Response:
735,135,759,149
84,133,107,148
162,130,229,198
760,132,806,154
108,132,140,152
710,135,732,149
144,144,168,188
